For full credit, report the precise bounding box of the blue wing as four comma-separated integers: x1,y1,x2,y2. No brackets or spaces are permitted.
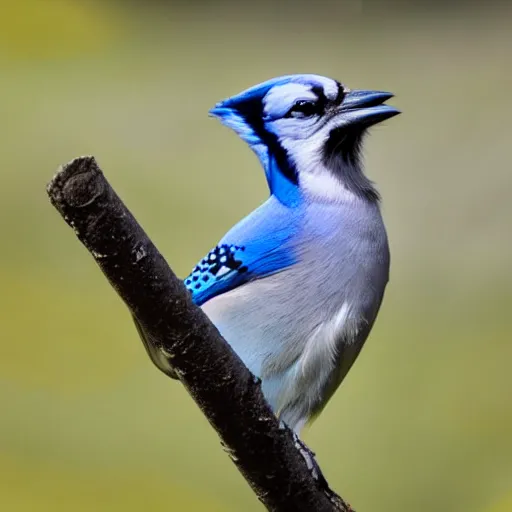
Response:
184,196,302,306
185,243,249,306
132,196,301,379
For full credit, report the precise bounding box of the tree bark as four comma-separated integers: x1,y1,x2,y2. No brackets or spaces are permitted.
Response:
46,156,353,512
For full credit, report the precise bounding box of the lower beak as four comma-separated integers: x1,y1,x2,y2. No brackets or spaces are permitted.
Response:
339,89,400,127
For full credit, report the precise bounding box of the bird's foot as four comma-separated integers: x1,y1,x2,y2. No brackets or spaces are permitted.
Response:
291,431,329,489
276,423,349,507
292,432,349,508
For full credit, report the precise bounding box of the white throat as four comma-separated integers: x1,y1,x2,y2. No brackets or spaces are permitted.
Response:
281,130,360,204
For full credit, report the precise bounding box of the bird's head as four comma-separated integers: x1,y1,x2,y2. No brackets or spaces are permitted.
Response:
210,74,399,205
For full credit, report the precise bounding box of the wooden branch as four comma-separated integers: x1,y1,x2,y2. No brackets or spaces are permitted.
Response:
46,156,353,512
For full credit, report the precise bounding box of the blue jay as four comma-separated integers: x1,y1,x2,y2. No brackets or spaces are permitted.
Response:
135,74,399,436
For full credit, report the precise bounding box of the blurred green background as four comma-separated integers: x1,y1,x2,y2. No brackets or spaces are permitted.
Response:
1,1,511,510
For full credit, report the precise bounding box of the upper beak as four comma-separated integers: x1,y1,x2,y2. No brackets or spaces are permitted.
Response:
339,89,400,127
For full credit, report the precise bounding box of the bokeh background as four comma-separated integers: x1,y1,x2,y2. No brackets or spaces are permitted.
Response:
1,1,511,510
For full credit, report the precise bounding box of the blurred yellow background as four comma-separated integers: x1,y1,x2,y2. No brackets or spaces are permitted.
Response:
1,1,511,510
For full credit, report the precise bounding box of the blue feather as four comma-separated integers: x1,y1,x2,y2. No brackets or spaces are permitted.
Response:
185,243,248,306
209,78,304,207
185,196,302,306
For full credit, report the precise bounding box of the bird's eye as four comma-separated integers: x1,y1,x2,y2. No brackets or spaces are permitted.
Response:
285,100,319,119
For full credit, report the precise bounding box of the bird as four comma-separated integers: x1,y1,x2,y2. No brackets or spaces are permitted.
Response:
134,74,399,437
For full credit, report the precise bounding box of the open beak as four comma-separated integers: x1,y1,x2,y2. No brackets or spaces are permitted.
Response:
339,89,400,127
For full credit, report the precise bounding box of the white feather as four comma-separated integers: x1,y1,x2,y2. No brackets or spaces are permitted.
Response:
280,123,360,204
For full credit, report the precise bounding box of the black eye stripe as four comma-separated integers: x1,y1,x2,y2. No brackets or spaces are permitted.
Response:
283,85,328,118
232,97,298,185
335,81,346,104
311,85,327,112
